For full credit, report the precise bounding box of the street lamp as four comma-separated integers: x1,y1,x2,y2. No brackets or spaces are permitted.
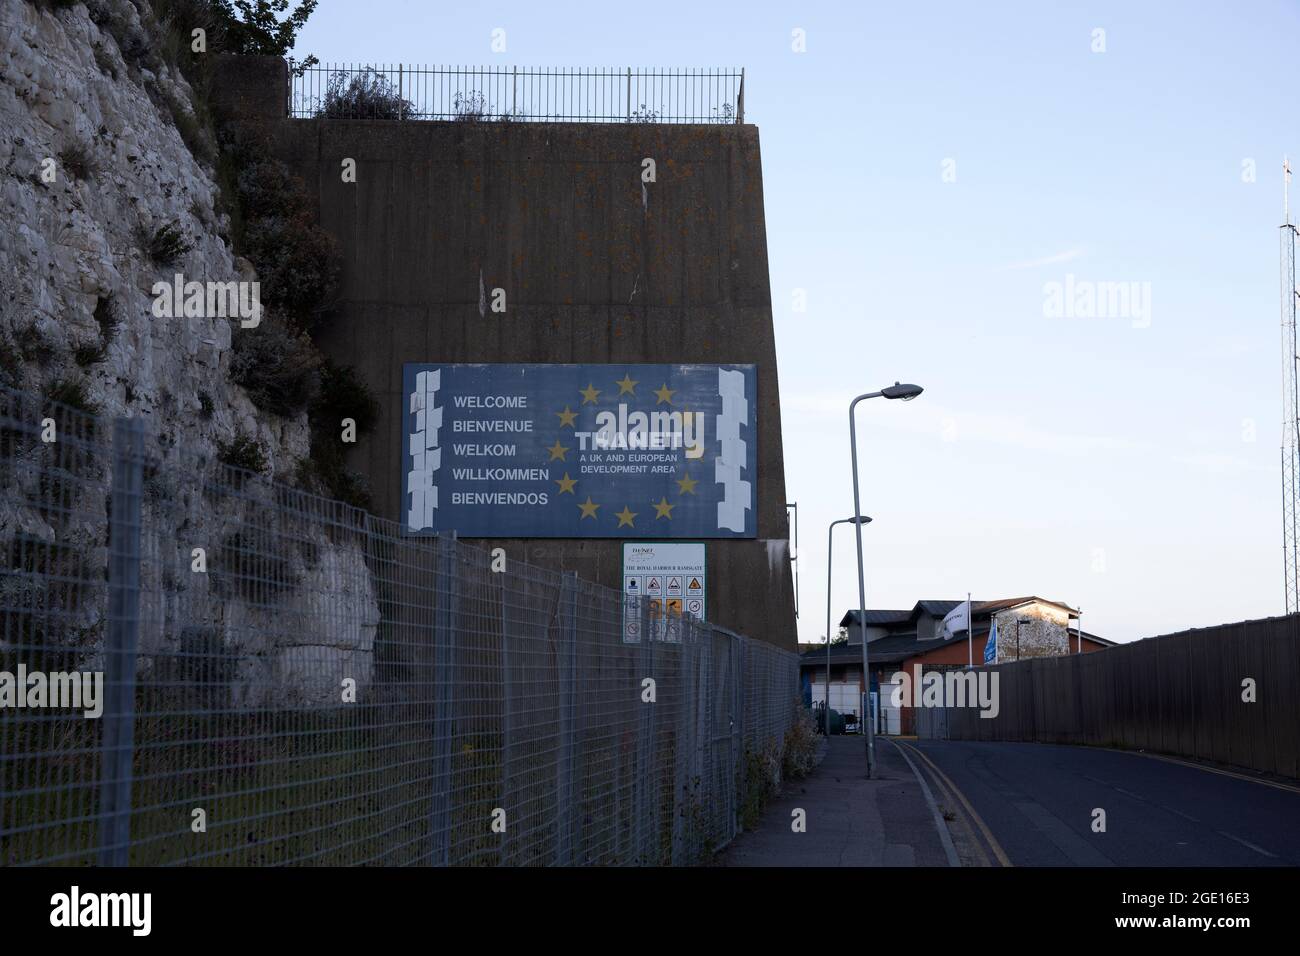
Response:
849,382,923,777
825,516,871,737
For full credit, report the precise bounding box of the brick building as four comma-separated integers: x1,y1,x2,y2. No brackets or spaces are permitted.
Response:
800,598,1115,734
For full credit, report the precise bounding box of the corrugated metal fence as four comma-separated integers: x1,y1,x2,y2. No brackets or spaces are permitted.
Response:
0,386,798,865
918,617,1300,780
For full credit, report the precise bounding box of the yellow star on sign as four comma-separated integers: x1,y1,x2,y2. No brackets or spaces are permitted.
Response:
547,440,570,461
615,505,637,528
653,383,675,405
652,497,674,519
580,382,601,404
555,472,577,494
676,472,698,495
578,496,600,519
615,373,638,396
556,405,578,427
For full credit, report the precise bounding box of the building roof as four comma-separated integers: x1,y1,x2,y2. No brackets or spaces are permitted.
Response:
916,599,965,617
975,596,1079,616
800,631,970,666
840,596,1080,629
799,644,872,668
841,608,912,627
840,600,969,629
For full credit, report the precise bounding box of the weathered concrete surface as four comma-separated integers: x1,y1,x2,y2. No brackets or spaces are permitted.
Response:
245,86,794,648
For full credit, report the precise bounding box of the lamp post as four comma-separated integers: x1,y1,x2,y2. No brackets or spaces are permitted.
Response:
825,516,871,737
849,381,923,777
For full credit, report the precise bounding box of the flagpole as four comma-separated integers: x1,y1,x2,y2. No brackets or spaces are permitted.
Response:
966,592,972,667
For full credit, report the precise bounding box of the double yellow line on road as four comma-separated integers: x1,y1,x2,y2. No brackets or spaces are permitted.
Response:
893,739,1012,867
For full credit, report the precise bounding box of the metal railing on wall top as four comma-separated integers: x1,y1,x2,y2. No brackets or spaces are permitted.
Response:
288,62,745,124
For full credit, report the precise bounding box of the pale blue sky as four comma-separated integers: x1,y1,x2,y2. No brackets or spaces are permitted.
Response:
292,0,1300,643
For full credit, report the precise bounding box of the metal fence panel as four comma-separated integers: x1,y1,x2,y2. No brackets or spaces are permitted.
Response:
0,386,797,865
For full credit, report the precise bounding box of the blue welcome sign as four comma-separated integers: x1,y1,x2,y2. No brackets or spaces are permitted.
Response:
402,363,758,538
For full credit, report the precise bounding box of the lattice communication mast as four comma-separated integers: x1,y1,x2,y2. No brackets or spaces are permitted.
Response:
1282,158,1300,612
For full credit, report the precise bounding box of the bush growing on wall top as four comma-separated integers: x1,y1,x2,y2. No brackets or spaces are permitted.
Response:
318,69,415,120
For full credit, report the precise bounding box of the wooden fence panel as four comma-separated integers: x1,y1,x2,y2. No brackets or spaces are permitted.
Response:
938,615,1300,780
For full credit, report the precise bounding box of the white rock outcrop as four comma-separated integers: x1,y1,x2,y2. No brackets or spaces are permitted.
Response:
0,0,379,706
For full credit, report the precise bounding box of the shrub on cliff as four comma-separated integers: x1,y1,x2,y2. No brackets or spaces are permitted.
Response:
311,362,378,434
240,203,338,321
227,313,321,416
298,361,379,510
221,137,339,326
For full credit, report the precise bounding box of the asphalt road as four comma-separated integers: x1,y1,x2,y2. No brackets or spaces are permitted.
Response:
900,740,1300,866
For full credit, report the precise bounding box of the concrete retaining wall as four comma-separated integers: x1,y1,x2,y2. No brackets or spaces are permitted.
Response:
212,57,796,649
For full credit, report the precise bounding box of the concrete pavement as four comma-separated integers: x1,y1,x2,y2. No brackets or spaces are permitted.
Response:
717,734,953,867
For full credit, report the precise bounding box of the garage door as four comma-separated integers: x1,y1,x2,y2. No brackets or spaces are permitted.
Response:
810,682,861,720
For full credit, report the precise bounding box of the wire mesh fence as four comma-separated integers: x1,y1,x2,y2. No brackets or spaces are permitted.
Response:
0,385,798,865
289,63,745,123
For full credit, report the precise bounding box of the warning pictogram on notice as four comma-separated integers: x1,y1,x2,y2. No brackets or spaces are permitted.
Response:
622,543,707,643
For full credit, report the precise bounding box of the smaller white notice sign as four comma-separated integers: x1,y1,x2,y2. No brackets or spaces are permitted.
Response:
622,543,706,643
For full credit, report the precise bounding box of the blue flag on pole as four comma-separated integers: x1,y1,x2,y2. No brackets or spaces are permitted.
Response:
983,617,998,665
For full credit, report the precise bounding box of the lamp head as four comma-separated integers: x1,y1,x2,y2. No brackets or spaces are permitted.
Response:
881,382,924,401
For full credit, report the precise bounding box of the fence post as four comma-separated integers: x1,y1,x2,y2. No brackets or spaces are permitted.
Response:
669,619,691,863
499,556,513,866
512,66,517,118
97,418,144,867
730,636,742,843
633,594,654,862
398,63,404,120
626,67,632,121
736,68,744,124
429,532,458,865
554,572,578,865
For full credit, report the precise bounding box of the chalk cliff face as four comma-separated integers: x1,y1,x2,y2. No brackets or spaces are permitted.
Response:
0,0,305,460
0,0,377,705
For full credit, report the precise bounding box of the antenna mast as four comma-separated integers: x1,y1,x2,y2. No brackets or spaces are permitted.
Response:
1281,158,1300,612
